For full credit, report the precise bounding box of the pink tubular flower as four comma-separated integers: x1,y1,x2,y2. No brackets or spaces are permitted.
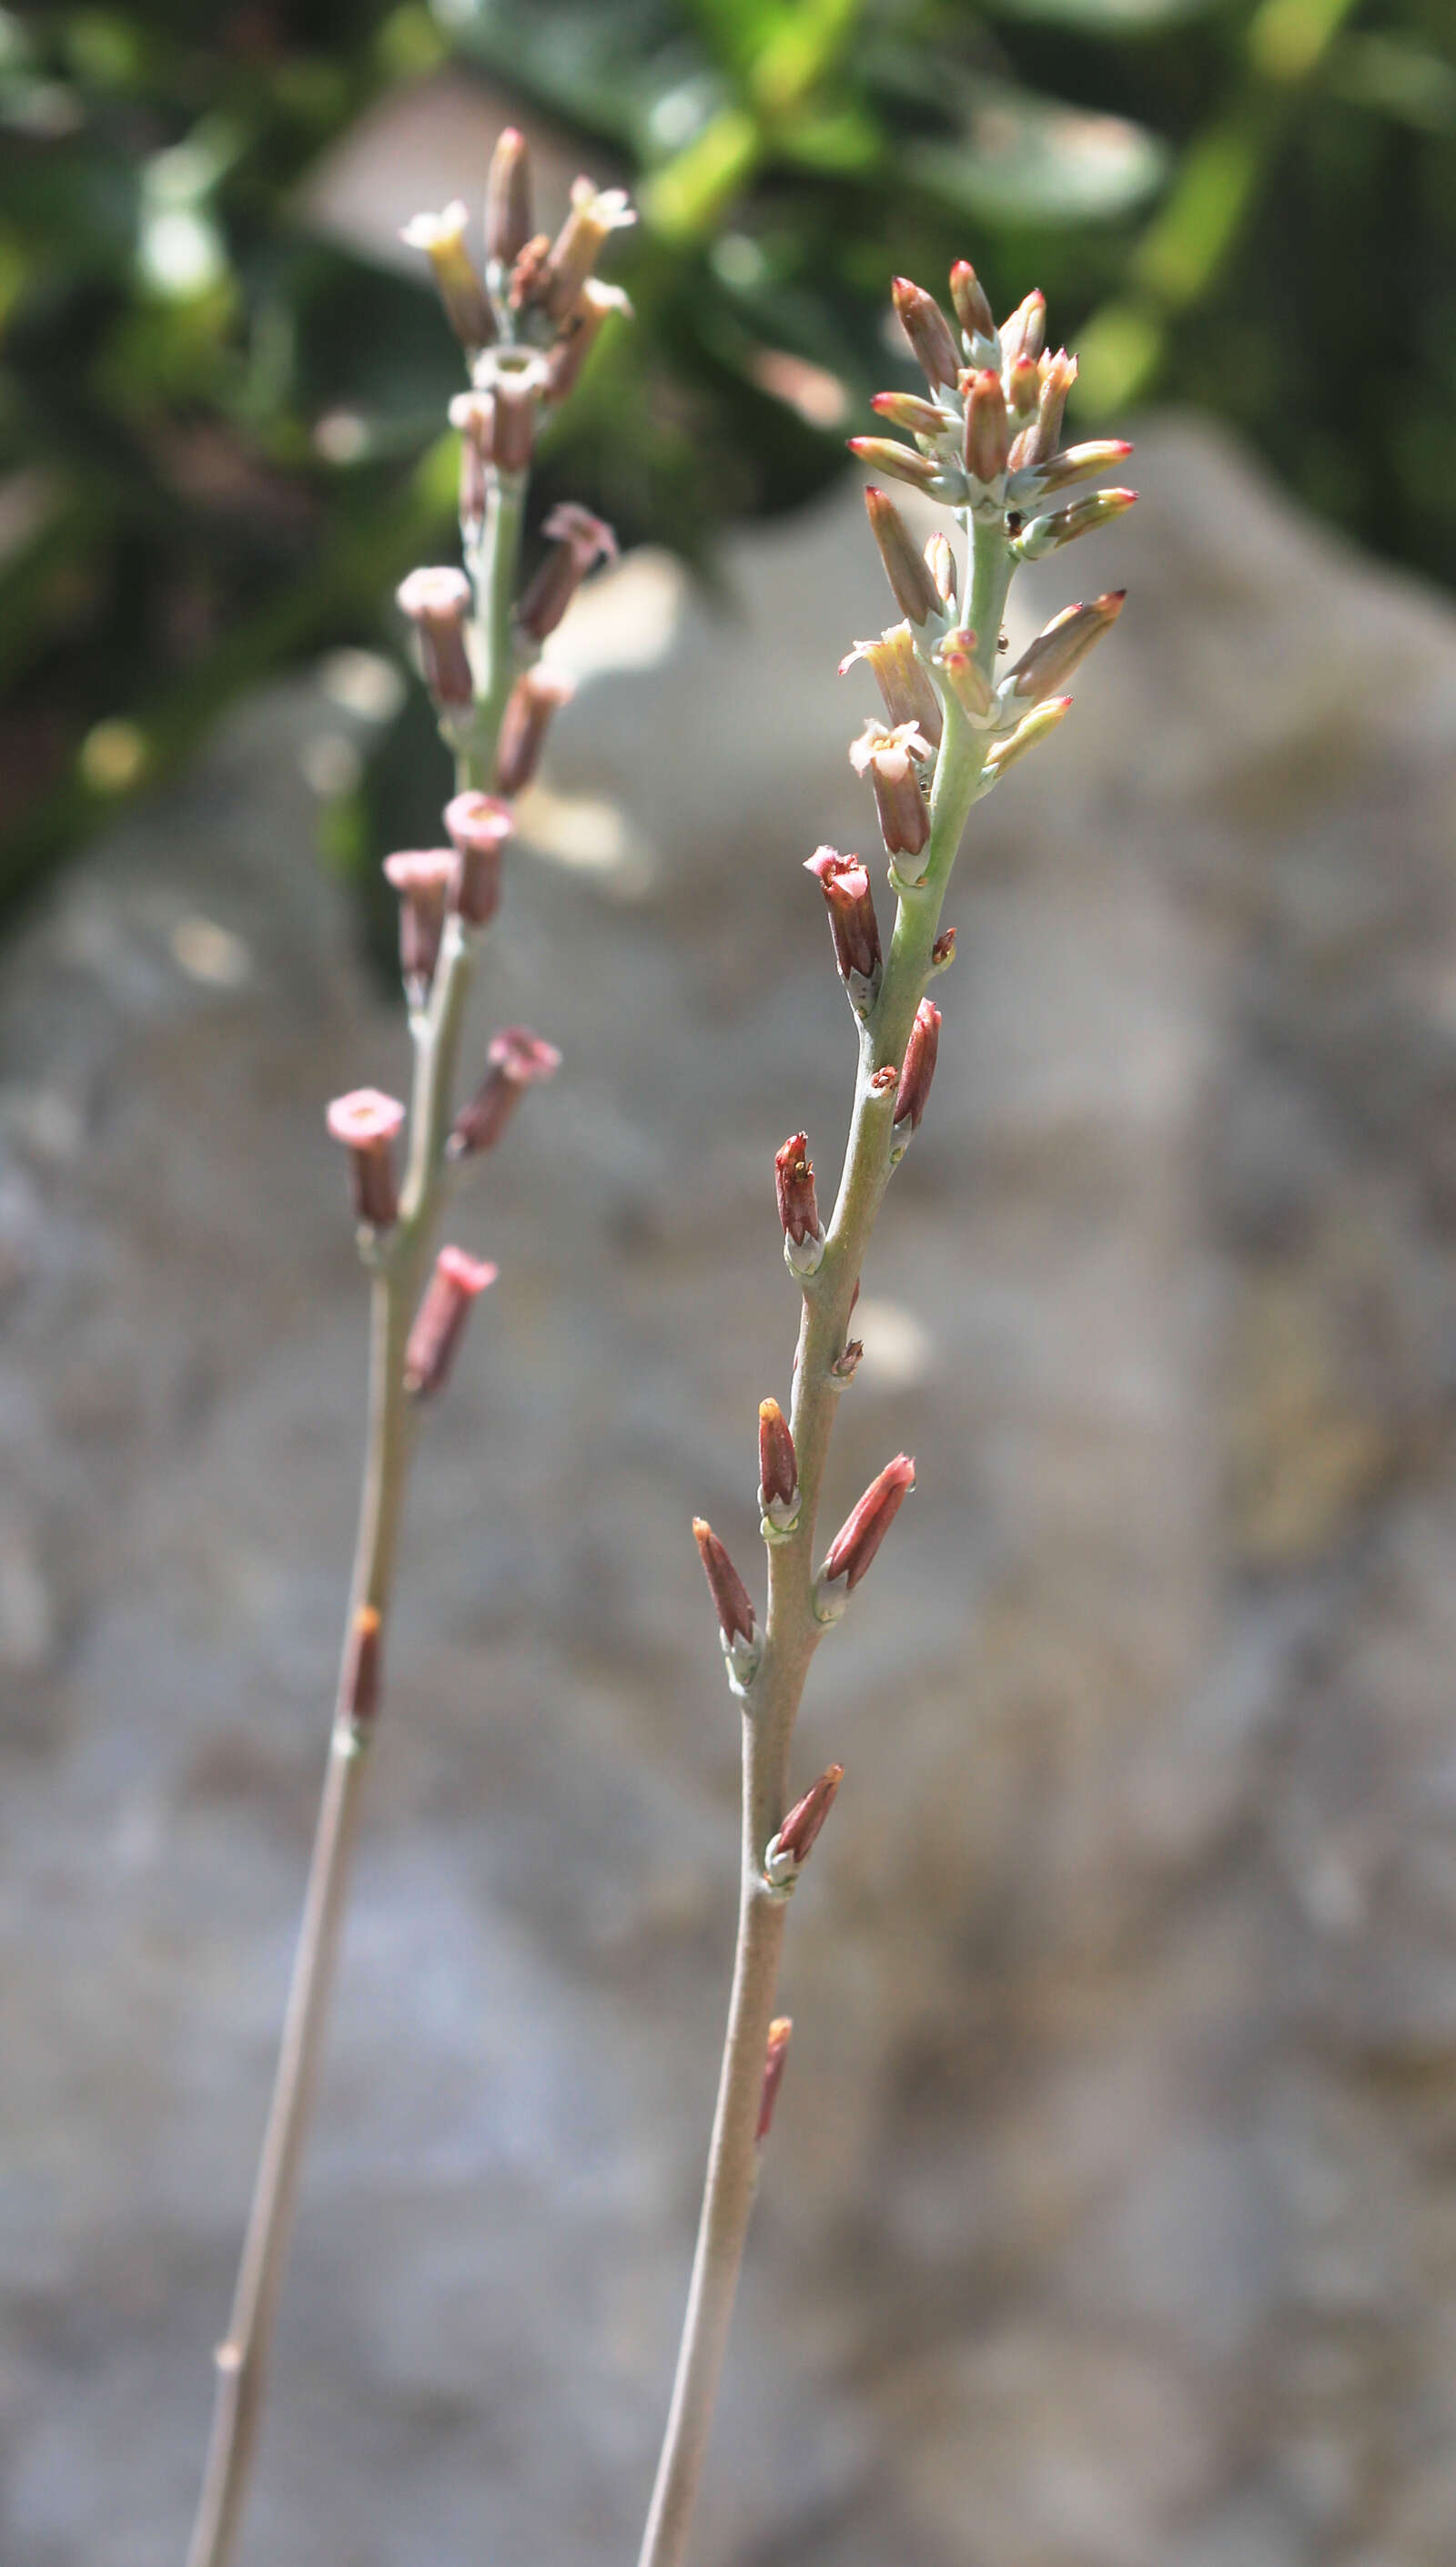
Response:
403,1245,498,1397
396,567,474,709
757,2017,793,2141
821,1453,915,1592
895,997,941,1134
840,624,942,749
450,1025,561,1159
805,847,882,995
774,1132,823,1261
494,665,574,796
764,1764,844,1885
326,1088,407,1230
442,790,513,927
848,719,933,862
757,1397,798,1527
382,848,457,1000
517,503,617,643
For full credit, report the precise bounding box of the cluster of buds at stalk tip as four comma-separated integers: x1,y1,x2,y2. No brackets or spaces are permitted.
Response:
775,1131,825,1277
758,1397,800,1536
326,1089,407,1231
450,1025,562,1160
763,1764,844,1893
813,1454,915,1624
805,847,882,1011
403,1245,498,1398
889,998,941,1164
693,1517,761,1690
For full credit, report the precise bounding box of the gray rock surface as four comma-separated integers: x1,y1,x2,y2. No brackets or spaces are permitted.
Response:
5,419,1456,2567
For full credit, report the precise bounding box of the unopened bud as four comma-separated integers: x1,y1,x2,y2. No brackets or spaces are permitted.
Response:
805,847,882,997
693,1517,759,1685
450,1025,561,1158
999,288,1046,372
821,1453,915,1593
895,997,941,1134
1010,348,1077,472
870,390,949,439
758,1397,799,1529
846,436,940,495
839,624,942,749
383,847,457,1001
925,533,956,608
775,1132,824,1273
1015,488,1137,560
964,370,1008,483
757,2017,793,2141
830,1335,864,1386
541,279,632,402
485,126,532,271
1006,353,1040,419
1016,437,1134,500
491,367,538,473
933,627,995,723
984,693,1073,777
949,259,996,347
863,486,939,627
764,1764,844,1886
517,503,617,643
340,1604,382,1735
400,203,494,350
397,567,474,710
849,720,932,862
442,790,512,926
1006,592,1124,702
326,1089,407,1230
891,277,960,391
931,926,956,970
541,178,636,322
450,391,492,532
403,1244,498,1397
494,665,574,796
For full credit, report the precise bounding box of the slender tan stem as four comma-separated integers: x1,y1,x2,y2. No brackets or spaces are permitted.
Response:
636,531,1014,2567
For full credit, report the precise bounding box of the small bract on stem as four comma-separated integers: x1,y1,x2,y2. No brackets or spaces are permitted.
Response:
182,126,632,2567
636,255,1132,2567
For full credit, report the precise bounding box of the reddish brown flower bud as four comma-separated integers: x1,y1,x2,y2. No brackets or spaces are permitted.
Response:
1006,353,1040,419
821,1453,915,1593
846,436,939,495
839,624,942,749
964,370,1008,483
932,926,956,969
495,665,574,796
870,1065,898,1101
765,1764,844,1885
693,1517,759,1682
326,1089,407,1230
758,1397,799,1528
403,1244,498,1397
864,486,939,627
517,502,617,643
1006,592,1125,702
486,126,532,270
397,567,474,710
895,998,941,1135
999,288,1046,372
848,722,932,863
541,279,631,402
340,1603,382,1734
949,259,996,345
775,1132,824,1270
400,204,494,351
450,1026,561,1159
491,367,538,473
757,2017,793,2141
442,790,512,926
508,232,552,313
805,847,883,994
891,276,960,390
383,847,456,1001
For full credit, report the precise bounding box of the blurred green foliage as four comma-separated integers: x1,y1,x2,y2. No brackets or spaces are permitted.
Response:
0,0,1451,918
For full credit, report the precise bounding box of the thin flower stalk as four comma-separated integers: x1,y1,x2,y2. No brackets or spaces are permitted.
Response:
637,260,1132,2567
184,127,630,2567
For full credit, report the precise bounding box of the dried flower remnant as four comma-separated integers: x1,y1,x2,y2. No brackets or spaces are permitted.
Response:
517,503,618,642
325,1089,406,1230
892,998,941,1156
774,1131,824,1275
383,848,457,1003
403,1246,499,1398
450,1026,562,1159
442,790,512,926
805,847,883,999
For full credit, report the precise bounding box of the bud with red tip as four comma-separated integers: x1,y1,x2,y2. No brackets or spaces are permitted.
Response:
693,1517,760,1687
964,370,1008,485
495,665,574,796
485,127,532,271
403,1244,498,1397
757,2018,793,2141
869,390,948,440
775,1132,824,1276
340,1603,382,1737
949,259,996,348
893,998,941,1148
326,1089,407,1231
764,1764,844,1888
817,1454,915,1611
397,567,474,711
1006,353,1040,419
383,849,456,1004
892,277,960,391
1014,489,1137,560
839,624,942,749
517,503,617,643
1009,349,1077,473
400,203,494,350
999,288,1046,371
934,627,995,722
848,722,933,865
864,487,939,627
442,790,512,927
758,1396,799,1532
1014,438,1134,501
450,1026,561,1159
805,847,883,1001
846,436,941,496
1005,592,1125,703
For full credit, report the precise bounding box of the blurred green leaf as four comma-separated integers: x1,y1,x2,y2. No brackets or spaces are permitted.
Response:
906,76,1169,224
986,0,1222,28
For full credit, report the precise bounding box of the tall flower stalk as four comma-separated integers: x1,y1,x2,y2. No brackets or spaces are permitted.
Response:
183,131,632,2567
635,263,1133,2567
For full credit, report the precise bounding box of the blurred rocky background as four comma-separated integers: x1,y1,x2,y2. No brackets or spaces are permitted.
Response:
5,5,1456,2566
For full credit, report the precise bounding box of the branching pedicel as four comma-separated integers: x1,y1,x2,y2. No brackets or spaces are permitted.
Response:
636,265,1132,2567
183,132,632,2567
